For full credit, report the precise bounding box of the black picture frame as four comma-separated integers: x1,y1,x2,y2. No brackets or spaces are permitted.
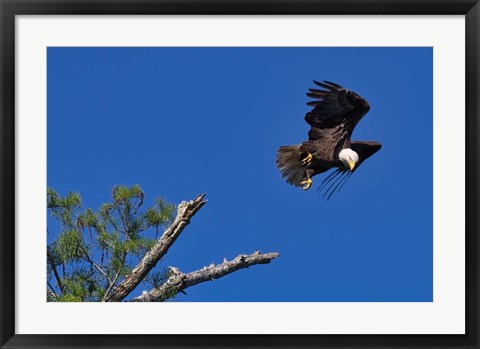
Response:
1,1,478,348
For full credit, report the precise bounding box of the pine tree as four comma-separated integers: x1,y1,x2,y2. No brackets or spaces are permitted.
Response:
47,186,279,302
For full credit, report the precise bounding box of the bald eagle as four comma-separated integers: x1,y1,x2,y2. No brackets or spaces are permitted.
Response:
276,80,381,199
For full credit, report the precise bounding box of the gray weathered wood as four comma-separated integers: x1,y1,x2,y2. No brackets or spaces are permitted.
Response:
104,194,207,302
130,251,280,302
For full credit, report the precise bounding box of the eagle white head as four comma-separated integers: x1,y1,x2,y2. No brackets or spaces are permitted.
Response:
339,148,359,171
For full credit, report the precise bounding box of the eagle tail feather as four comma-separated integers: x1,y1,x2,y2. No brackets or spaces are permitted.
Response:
276,145,305,187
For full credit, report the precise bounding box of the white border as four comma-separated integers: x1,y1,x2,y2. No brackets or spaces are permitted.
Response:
16,16,465,334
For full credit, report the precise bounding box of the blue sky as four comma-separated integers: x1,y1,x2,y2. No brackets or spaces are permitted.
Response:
47,47,432,302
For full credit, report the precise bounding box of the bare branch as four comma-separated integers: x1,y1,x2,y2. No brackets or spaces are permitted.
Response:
47,288,57,300
47,282,57,299
102,268,122,301
130,251,280,302
79,245,112,286
104,194,207,302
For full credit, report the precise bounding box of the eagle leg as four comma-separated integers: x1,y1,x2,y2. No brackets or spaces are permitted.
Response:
300,178,312,190
300,152,313,166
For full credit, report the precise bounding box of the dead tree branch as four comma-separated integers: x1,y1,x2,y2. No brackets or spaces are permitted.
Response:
130,251,280,302
104,194,207,302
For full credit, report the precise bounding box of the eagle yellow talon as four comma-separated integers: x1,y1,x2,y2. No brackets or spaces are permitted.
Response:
301,153,313,166
300,178,313,190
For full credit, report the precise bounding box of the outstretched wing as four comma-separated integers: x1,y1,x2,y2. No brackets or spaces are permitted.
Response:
305,80,371,145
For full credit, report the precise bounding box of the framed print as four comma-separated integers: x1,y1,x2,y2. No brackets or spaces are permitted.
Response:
1,0,479,348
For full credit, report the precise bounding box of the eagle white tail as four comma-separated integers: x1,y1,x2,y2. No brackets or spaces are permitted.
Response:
276,145,305,187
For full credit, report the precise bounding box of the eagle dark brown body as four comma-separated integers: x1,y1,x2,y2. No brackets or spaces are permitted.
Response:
276,80,381,198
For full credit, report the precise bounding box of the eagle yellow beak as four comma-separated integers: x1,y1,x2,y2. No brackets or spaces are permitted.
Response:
348,160,356,171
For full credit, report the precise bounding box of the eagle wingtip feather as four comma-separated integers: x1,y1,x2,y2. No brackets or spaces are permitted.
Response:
323,80,343,89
